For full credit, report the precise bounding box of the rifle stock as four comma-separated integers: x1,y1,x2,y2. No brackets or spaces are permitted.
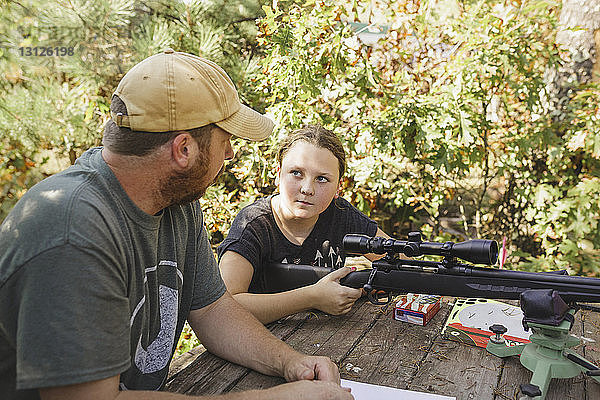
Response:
264,263,332,293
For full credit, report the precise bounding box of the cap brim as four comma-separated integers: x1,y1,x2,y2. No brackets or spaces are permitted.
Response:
215,104,274,141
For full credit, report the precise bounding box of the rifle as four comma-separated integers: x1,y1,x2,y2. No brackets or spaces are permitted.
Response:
266,232,600,399
266,232,600,306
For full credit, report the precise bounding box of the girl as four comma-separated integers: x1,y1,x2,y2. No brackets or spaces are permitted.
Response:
218,125,389,323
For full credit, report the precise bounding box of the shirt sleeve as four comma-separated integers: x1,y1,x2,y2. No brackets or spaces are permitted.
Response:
6,244,131,390
190,221,227,311
339,198,378,237
216,213,266,272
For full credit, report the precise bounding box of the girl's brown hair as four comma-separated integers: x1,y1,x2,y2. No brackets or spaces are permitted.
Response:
276,125,346,179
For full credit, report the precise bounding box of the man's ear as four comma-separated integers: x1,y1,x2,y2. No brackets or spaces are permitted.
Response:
171,132,193,169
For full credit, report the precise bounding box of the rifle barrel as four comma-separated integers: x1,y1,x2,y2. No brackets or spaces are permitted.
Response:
464,265,600,286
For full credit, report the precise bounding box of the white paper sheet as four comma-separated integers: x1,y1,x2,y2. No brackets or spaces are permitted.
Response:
341,379,455,400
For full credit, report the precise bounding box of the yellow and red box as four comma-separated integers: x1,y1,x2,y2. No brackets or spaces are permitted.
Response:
393,293,442,326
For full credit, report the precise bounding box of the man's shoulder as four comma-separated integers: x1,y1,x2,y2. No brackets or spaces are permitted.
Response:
2,164,102,234
0,158,120,282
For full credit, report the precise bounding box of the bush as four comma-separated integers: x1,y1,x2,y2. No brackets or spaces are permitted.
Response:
242,0,600,274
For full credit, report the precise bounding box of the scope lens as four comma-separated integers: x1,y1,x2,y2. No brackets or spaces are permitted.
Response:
343,234,371,254
489,240,498,264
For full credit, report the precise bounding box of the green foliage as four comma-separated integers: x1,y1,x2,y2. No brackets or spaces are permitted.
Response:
0,79,103,213
249,0,600,275
2,0,600,273
175,322,200,356
520,86,600,274
252,2,390,215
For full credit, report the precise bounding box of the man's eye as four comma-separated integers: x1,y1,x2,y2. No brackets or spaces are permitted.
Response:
317,176,329,182
290,170,301,176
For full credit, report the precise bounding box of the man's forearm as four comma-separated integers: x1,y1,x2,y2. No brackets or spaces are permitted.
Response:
188,292,303,377
116,389,264,400
40,376,274,400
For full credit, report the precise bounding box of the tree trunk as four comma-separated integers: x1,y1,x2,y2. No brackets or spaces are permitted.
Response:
544,0,600,119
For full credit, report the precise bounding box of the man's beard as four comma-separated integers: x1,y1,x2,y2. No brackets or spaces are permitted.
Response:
160,153,223,207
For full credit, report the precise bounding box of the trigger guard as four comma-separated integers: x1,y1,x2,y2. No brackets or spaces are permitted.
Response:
367,290,392,305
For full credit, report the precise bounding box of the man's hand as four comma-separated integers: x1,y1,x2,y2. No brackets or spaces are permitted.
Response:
310,267,362,315
277,354,353,400
283,353,341,383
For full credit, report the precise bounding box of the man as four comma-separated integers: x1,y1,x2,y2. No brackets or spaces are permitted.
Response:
0,49,353,400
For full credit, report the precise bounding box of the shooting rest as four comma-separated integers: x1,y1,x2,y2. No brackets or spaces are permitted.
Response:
486,293,600,400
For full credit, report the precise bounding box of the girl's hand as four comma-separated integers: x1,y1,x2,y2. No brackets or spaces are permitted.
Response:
310,267,362,315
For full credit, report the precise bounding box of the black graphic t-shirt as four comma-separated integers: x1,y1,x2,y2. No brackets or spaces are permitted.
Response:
217,195,378,293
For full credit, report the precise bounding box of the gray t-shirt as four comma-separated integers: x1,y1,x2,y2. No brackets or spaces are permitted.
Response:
0,147,226,399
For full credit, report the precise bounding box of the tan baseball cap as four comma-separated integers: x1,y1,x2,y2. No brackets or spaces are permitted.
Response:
111,49,273,141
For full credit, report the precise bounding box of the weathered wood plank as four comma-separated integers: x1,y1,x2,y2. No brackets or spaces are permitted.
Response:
165,297,600,399
284,298,386,360
168,345,206,379
581,309,600,399
409,338,503,399
336,299,451,393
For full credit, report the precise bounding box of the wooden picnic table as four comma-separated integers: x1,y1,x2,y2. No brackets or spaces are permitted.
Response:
165,297,600,399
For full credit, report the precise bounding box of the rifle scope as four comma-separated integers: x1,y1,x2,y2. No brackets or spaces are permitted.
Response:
343,232,498,265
